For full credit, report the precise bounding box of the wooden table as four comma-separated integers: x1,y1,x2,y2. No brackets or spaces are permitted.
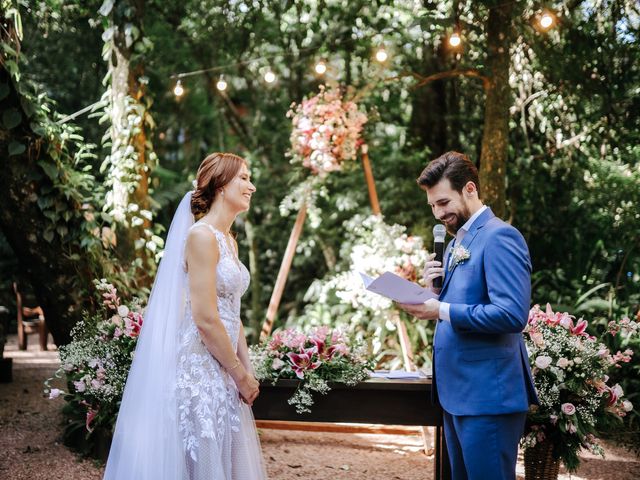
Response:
252,377,451,480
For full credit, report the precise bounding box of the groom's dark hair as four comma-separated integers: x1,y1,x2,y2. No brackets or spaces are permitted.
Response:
416,151,481,196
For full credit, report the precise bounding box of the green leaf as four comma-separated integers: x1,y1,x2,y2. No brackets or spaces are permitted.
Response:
38,161,59,181
8,141,26,156
2,108,22,129
43,229,55,243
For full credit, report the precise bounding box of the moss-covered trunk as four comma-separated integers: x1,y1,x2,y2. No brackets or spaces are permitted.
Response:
478,2,516,219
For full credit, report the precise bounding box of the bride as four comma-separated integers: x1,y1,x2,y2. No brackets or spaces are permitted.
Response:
104,153,267,479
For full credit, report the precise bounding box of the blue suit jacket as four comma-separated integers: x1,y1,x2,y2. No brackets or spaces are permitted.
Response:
434,207,538,416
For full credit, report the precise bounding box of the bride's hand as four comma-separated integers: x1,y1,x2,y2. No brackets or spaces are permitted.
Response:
235,372,260,406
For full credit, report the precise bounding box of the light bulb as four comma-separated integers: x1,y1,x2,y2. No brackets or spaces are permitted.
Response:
173,80,184,97
375,48,388,63
540,13,554,29
216,76,227,91
449,32,461,48
314,61,327,75
264,71,276,83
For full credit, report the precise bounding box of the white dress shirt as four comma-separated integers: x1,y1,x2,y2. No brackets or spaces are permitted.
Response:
437,205,488,321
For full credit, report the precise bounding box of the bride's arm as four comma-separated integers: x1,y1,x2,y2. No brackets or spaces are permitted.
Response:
186,228,259,404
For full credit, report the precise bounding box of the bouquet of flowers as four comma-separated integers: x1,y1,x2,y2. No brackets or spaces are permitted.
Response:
522,304,637,471
287,85,367,176
250,326,374,413
44,279,144,436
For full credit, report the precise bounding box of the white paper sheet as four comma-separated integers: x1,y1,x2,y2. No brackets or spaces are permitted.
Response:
359,271,438,304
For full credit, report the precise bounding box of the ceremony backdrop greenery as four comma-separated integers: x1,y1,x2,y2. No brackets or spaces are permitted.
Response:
1,0,639,453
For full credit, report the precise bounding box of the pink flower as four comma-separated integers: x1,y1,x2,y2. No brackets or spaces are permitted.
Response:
48,388,62,399
566,422,577,434
124,311,143,337
271,358,285,370
73,380,86,393
286,349,321,379
535,355,553,369
86,408,98,432
570,318,589,336
561,403,576,415
549,414,558,425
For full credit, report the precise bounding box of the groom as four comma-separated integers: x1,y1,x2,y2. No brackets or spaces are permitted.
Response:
399,151,538,480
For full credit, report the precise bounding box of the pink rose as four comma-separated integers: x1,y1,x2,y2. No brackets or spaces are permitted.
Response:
561,403,576,415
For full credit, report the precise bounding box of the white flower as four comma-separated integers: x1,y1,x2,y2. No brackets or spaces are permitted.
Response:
449,246,471,270
117,305,129,317
574,356,583,364
556,357,569,368
271,358,285,370
622,400,633,412
535,355,553,369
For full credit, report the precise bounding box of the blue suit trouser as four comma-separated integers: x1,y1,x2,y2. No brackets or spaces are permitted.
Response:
443,410,527,480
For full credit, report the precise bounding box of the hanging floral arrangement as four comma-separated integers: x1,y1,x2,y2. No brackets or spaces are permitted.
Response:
287,85,367,176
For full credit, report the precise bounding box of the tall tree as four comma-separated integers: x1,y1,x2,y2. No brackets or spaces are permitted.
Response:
478,1,517,218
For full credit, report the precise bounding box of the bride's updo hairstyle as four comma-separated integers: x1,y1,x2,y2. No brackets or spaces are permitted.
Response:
191,152,246,218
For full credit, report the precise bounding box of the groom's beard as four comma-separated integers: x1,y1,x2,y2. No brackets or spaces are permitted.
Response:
443,207,471,236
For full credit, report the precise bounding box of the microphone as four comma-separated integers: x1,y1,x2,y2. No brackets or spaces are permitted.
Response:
432,224,446,289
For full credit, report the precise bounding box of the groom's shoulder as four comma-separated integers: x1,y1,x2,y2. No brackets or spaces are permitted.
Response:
485,216,526,241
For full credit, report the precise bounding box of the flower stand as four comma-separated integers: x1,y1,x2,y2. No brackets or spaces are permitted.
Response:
524,440,560,480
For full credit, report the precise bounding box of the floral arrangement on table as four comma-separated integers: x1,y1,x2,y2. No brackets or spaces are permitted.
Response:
44,279,144,441
250,326,374,414
521,304,638,471
287,85,368,176
292,214,432,368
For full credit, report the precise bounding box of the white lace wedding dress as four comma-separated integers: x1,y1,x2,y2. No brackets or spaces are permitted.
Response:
176,222,267,479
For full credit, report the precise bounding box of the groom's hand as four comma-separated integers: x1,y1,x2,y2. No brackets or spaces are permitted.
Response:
397,299,440,320
422,253,443,295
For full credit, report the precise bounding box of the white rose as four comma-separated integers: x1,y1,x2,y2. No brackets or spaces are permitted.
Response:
117,305,129,317
622,400,633,412
574,357,583,364
535,355,553,369
556,357,569,369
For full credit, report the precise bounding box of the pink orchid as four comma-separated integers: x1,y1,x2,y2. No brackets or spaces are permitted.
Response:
86,408,98,432
570,319,589,336
286,349,321,379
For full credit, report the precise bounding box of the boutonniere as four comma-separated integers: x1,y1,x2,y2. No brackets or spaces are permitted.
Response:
449,245,471,270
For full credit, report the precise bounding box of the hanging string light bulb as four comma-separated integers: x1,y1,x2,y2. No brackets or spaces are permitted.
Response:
173,80,184,97
264,70,276,83
375,47,388,63
449,32,462,48
314,60,327,75
539,11,555,30
216,75,228,91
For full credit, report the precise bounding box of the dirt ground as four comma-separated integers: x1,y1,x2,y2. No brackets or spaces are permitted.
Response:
1,335,639,480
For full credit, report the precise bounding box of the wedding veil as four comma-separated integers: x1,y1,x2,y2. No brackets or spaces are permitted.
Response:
103,191,194,480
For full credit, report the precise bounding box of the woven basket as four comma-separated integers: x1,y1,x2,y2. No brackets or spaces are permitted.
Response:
524,440,560,480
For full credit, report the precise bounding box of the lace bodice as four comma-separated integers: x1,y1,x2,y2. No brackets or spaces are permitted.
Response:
175,222,265,478
183,222,250,348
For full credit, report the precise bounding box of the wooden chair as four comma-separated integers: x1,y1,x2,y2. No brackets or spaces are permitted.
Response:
13,282,48,351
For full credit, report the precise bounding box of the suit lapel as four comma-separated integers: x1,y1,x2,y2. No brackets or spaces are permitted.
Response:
440,207,495,295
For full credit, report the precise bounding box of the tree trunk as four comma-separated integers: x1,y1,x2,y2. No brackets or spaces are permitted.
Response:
478,2,515,219
0,70,104,346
